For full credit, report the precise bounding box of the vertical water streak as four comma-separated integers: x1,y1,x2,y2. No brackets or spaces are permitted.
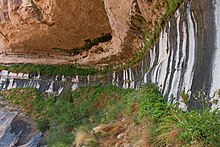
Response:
150,27,169,90
163,21,174,97
210,0,220,97
149,47,156,68
182,3,196,92
168,10,181,98
210,0,220,109
45,80,54,93
157,28,169,90
129,68,135,88
143,2,198,104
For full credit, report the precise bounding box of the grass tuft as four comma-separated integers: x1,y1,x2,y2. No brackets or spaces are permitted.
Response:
1,84,218,146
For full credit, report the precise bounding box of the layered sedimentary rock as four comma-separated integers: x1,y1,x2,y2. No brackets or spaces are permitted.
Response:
2,0,220,111
0,108,43,146
1,0,220,110
0,0,162,65
0,0,111,63
145,0,219,109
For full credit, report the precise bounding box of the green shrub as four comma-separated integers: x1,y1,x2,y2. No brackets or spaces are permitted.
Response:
2,84,220,146
165,0,183,17
156,109,220,146
37,118,50,132
0,88,54,117
46,85,132,145
136,85,169,122
0,64,100,76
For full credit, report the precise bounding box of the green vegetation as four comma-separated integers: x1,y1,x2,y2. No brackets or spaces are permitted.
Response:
0,0,183,76
0,85,133,146
0,54,144,76
0,64,101,76
1,84,220,146
144,0,183,50
0,88,54,117
53,33,112,56
165,0,184,17
156,109,220,146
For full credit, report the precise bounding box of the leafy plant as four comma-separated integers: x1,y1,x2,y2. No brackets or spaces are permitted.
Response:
179,91,190,105
0,88,54,117
137,84,169,123
37,118,50,132
164,0,183,17
0,1,184,77
2,83,219,146
156,109,220,146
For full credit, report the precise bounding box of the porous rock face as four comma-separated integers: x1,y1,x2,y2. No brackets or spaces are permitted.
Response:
0,0,111,61
0,0,164,65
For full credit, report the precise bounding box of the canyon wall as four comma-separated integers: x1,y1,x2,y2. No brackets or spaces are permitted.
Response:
3,0,220,144
1,0,220,110
0,0,111,53
145,0,218,109
0,0,159,65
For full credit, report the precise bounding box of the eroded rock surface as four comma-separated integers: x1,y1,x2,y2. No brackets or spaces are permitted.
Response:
0,0,165,66
0,97,44,146
0,0,111,53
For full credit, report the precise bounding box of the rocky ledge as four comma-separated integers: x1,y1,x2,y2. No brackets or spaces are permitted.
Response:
0,0,165,66
0,97,45,146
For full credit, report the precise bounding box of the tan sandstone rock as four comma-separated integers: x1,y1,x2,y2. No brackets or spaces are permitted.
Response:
0,0,164,66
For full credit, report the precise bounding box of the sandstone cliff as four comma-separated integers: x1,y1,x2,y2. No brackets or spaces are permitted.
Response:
0,0,165,65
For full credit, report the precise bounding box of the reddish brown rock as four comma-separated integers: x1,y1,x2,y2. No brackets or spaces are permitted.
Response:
0,0,165,66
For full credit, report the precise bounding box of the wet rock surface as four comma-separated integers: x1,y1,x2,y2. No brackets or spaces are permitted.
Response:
0,97,45,146
0,0,220,121
145,0,220,109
